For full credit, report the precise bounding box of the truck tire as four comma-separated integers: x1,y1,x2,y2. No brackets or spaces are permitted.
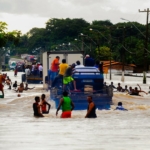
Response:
22,74,26,82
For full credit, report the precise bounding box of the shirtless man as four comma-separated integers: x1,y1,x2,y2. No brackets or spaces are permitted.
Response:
85,96,97,118
40,94,51,114
33,96,44,117
15,83,24,93
133,84,148,96
117,83,122,92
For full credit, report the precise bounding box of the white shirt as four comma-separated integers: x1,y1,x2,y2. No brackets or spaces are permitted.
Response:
39,65,43,71
75,65,84,68
25,68,30,76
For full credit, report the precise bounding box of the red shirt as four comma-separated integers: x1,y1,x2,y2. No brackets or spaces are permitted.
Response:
51,58,59,72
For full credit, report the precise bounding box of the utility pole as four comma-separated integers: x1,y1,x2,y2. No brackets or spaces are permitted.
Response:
139,8,150,84
121,27,125,82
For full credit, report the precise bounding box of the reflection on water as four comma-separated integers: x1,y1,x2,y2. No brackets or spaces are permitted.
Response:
0,72,150,150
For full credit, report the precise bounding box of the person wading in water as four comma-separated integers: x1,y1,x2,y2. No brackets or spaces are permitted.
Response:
56,91,74,118
85,96,97,118
33,96,44,117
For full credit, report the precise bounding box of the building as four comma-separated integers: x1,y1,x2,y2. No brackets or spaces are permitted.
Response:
102,61,136,74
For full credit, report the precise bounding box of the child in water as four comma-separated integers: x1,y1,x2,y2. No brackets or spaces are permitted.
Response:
115,102,128,111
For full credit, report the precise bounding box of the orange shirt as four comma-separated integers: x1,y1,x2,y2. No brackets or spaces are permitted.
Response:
51,58,59,72
0,75,5,83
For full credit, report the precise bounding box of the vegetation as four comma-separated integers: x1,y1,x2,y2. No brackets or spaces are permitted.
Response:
0,18,150,71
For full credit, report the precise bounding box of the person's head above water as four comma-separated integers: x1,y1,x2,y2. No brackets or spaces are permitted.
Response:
35,96,40,102
118,102,122,106
63,91,68,97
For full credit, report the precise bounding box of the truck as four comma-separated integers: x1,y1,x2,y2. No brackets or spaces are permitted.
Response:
42,50,113,110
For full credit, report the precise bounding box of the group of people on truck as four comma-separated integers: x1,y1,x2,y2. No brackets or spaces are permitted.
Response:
24,63,43,78
49,54,103,91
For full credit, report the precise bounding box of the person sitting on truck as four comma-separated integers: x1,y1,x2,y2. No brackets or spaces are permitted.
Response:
52,59,68,88
63,64,79,91
40,94,51,114
25,66,31,76
84,54,95,67
115,102,128,111
75,60,84,68
85,96,97,118
38,63,43,78
94,60,100,68
56,91,74,118
49,56,60,86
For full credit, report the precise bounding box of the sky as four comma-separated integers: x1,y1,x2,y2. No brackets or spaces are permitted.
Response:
0,0,149,34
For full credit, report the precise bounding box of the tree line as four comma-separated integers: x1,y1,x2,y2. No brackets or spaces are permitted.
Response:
0,18,150,70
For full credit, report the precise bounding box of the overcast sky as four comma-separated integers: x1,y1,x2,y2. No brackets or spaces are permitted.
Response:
0,0,149,34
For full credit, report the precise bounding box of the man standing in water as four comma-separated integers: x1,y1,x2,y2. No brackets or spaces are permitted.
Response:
85,96,97,118
33,96,44,117
56,91,74,118
41,94,51,114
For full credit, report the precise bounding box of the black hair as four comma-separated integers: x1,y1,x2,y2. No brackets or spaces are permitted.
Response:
41,94,45,99
76,60,80,65
118,102,122,106
71,63,76,68
62,59,66,63
56,56,60,59
63,91,68,96
35,96,40,102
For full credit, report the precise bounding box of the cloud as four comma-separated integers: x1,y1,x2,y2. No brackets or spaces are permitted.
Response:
0,0,149,33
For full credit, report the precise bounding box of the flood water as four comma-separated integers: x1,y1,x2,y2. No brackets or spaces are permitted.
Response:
0,72,150,150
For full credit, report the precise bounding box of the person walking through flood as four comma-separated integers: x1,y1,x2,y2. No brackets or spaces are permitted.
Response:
85,96,97,118
33,96,44,117
40,94,51,114
115,102,128,111
56,91,74,118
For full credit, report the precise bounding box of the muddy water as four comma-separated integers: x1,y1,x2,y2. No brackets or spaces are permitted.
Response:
0,72,150,150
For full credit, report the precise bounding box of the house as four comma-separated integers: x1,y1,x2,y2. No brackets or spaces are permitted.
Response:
102,61,136,74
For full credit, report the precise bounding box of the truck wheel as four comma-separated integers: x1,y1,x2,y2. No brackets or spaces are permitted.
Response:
22,74,26,82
